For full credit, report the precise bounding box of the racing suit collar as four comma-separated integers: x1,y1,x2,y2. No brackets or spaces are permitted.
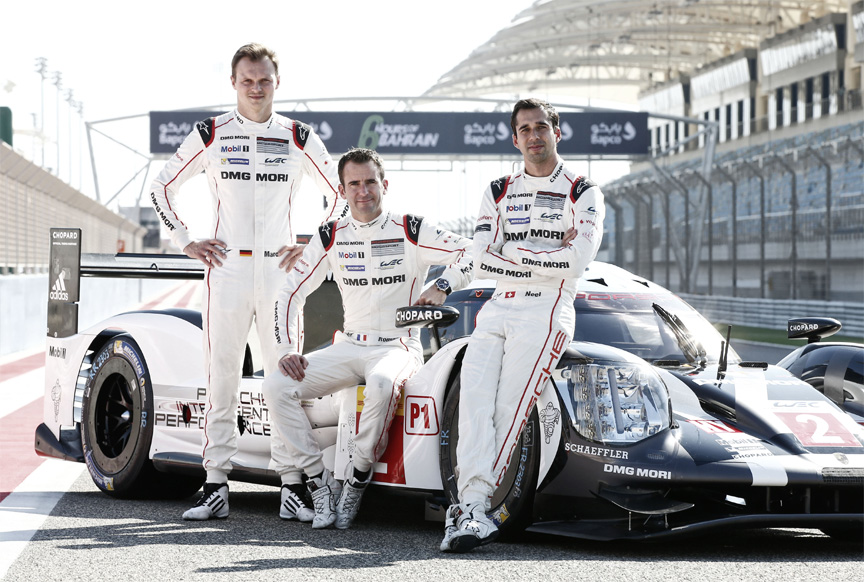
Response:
233,109,275,134
348,209,390,237
520,157,566,188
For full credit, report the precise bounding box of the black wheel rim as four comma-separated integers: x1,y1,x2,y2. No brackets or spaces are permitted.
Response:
95,370,135,458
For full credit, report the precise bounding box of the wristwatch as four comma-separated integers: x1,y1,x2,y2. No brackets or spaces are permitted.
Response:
435,278,452,295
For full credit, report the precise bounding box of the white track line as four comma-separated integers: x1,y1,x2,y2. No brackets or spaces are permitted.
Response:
0,459,85,578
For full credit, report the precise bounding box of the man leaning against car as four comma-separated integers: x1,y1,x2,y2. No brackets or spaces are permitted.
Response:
440,98,606,553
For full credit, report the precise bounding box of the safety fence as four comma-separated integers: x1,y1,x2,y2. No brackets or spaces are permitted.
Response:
681,293,864,339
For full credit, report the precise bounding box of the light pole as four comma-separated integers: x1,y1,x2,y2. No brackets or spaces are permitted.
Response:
34,57,48,166
65,89,74,185
76,101,84,191
52,71,63,177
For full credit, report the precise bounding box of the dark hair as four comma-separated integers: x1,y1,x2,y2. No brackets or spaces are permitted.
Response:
510,98,560,135
231,43,280,78
338,148,386,185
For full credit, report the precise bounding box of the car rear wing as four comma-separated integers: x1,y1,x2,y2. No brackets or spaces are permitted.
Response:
78,252,205,279
47,228,327,341
47,227,205,339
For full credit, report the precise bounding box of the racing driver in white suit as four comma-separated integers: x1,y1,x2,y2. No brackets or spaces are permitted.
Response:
263,148,474,529
149,43,346,522
441,98,605,552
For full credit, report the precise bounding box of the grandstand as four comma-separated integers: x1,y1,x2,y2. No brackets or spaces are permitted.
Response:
427,0,863,304
1,0,862,350
607,116,863,302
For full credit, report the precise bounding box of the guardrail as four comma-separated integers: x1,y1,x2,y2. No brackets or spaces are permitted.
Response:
680,293,864,338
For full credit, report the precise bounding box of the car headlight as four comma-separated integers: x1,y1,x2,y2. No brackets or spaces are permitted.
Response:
563,361,671,444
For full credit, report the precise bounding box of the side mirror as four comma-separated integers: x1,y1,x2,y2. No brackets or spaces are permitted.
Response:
788,317,842,344
395,305,460,329
395,305,460,354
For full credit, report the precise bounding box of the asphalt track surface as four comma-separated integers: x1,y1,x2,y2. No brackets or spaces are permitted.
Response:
2,283,861,580
4,473,864,582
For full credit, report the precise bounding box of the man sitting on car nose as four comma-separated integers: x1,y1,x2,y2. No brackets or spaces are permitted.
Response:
263,147,474,529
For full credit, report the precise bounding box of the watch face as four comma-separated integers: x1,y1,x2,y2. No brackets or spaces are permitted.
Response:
436,279,450,291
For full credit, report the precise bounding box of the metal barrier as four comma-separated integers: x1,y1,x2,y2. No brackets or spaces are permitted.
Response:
681,293,864,338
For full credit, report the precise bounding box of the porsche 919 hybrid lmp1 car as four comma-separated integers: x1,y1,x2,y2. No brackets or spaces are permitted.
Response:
36,228,864,541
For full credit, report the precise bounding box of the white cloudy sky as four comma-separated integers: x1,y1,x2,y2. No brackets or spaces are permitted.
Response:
2,0,632,237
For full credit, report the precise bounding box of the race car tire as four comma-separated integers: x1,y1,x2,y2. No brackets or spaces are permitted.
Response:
81,335,202,499
438,374,540,539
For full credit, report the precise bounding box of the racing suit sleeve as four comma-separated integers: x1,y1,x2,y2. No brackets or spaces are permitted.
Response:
149,129,208,252
415,220,474,292
300,127,347,222
473,182,535,281
501,185,606,278
274,231,330,360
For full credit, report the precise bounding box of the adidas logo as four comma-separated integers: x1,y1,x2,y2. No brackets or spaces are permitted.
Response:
49,272,69,301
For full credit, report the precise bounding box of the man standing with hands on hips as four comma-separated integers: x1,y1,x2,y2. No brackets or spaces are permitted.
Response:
440,98,605,552
150,43,346,522
263,148,474,530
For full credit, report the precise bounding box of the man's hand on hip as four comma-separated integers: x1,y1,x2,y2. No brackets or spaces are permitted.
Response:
278,353,308,381
184,239,227,268
278,244,306,272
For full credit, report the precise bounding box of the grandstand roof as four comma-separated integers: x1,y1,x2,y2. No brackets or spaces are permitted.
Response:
424,0,849,101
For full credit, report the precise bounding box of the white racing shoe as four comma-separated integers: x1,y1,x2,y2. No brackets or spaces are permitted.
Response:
307,469,342,529
280,484,314,522
441,502,498,553
335,467,372,529
182,483,229,521
439,504,462,551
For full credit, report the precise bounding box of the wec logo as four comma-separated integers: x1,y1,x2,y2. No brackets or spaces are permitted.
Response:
380,258,403,269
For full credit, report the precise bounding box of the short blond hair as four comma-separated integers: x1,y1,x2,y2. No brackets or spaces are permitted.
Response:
231,43,279,78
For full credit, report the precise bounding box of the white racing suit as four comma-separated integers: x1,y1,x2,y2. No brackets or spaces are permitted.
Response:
263,210,473,477
457,159,605,508
150,109,346,483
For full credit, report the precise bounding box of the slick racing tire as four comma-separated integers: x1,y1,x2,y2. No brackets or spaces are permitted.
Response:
81,335,202,499
439,374,540,539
